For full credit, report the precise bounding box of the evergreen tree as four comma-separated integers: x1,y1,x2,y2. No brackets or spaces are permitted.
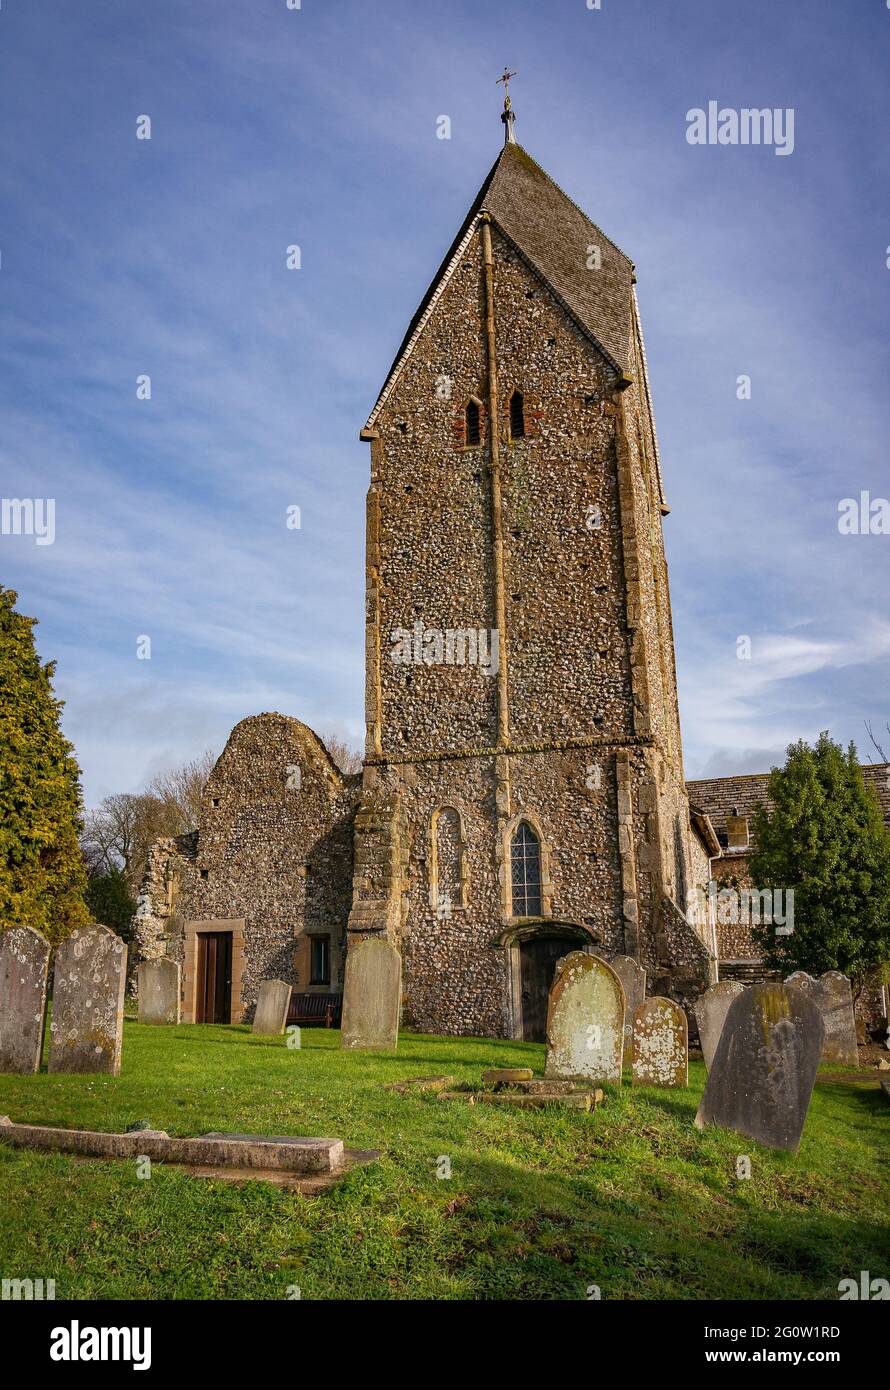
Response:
0,585,89,944
749,732,890,989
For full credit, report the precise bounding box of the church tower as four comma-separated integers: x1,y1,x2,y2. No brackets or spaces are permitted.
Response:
347,92,715,1038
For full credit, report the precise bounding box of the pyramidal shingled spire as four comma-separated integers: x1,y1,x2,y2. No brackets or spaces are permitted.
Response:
497,67,517,144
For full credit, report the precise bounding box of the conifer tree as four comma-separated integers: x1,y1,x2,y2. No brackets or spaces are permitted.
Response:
749,732,890,990
0,585,89,943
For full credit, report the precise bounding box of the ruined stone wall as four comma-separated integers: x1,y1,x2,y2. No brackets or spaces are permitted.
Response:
134,715,359,1020
133,833,198,978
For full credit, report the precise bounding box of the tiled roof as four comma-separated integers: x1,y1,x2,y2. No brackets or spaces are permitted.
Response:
687,764,890,838
482,143,634,373
364,142,635,431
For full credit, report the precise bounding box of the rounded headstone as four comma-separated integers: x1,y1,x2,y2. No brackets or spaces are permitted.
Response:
786,970,858,1068
695,982,823,1152
694,981,746,1072
544,951,625,1084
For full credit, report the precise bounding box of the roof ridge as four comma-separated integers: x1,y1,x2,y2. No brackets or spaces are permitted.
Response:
485,216,624,373
496,143,634,269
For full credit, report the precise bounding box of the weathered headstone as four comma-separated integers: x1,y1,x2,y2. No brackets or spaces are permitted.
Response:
632,997,688,1087
48,924,127,1075
252,979,293,1035
544,951,624,1084
341,937,401,1049
609,954,646,1066
136,958,181,1026
695,982,823,1152
786,971,858,1068
0,926,50,1073
694,981,746,1072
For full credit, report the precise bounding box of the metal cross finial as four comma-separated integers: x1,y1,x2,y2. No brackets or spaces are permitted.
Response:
496,67,517,110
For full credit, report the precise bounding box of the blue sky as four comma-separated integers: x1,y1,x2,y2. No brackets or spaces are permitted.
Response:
1,0,888,804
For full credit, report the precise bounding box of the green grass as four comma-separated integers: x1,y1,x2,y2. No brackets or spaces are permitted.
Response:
0,1024,887,1300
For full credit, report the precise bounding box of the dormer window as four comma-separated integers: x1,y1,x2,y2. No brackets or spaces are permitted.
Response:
465,399,481,447
509,390,525,440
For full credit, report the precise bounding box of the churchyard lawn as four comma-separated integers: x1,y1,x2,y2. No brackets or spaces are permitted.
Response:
0,1023,887,1301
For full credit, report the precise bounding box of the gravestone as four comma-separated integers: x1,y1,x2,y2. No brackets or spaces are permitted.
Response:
252,979,293,1035
609,954,646,1066
48,924,127,1075
544,951,624,1084
0,926,50,1073
341,937,401,1050
695,982,823,1152
136,958,181,1026
632,997,688,1087
695,981,746,1072
786,971,858,1068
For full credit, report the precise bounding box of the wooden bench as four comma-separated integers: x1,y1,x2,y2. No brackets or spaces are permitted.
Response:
287,993,342,1028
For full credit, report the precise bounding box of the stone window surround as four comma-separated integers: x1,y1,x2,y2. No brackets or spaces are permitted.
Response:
457,394,486,451
499,809,553,922
182,919,245,1025
428,805,470,911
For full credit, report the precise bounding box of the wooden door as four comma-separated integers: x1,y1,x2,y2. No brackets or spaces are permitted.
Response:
196,932,232,1024
519,937,576,1042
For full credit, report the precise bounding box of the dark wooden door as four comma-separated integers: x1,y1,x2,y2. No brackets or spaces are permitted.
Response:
196,932,232,1024
520,937,576,1042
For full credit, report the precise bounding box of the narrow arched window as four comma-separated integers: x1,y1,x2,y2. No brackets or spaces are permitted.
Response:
433,808,463,915
509,390,525,440
511,821,541,917
465,399,480,447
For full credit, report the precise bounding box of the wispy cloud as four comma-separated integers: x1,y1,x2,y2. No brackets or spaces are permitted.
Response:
1,0,888,800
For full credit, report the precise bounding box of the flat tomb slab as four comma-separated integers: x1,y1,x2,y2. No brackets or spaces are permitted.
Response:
0,1118,342,1173
382,1075,454,1093
437,1089,601,1110
172,1149,380,1194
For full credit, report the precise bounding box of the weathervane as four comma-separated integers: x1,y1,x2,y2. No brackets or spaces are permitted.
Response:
497,67,518,144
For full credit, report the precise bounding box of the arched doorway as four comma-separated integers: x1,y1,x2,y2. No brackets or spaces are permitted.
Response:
494,921,598,1042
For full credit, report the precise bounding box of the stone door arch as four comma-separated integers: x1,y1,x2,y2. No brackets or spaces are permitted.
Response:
493,920,598,1042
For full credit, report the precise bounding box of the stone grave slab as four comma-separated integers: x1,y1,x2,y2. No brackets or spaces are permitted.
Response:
48,924,127,1075
137,957,181,1026
695,982,823,1152
0,926,50,1073
341,937,401,1049
609,954,646,1066
786,971,858,1069
252,979,293,1035
695,981,746,1072
544,951,624,1084
632,996,688,1087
